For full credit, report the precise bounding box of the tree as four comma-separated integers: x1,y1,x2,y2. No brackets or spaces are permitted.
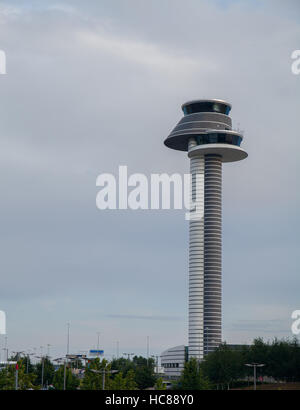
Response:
178,358,210,390
22,355,34,374
0,361,36,390
110,372,127,390
0,367,17,390
111,357,134,375
111,356,155,390
154,377,166,390
53,365,79,390
81,358,112,390
201,344,245,389
35,357,55,388
124,369,137,390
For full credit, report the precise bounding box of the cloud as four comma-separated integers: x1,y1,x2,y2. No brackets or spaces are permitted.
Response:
0,0,299,356
77,30,216,75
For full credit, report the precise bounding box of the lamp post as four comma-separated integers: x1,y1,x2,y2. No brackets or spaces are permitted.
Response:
90,368,118,390
35,355,46,389
53,357,68,390
15,363,18,390
123,353,134,360
116,341,119,359
147,336,150,364
12,350,26,390
26,351,34,374
47,344,51,358
66,323,70,356
245,363,265,390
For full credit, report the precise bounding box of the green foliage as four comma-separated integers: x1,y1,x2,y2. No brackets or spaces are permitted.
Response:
124,369,138,390
201,343,245,389
81,358,111,390
35,357,55,387
0,354,154,390
200,338,300,389
22,356,35,374
110,371,127,390
111,356,156,390
1,338,299,390
111,357,134,375
178,358,211,390
53,365,80,390
0,360,36,390
110,370,137,390
133,356,155,389
154,377,166,390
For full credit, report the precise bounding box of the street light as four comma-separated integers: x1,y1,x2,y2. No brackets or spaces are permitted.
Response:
35,355,46,389
90,368,118,390
66,322,70,356
123,353,134,360
53,356,68,390
245,363,265,390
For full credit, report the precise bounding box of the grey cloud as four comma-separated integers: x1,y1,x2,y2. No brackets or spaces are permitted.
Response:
0,0,298,355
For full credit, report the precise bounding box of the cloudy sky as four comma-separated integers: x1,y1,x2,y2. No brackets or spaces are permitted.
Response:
0,0,299,360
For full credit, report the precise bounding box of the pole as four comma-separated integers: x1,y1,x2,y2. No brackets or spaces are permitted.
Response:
63,361,67,390
15,364,18,390
245,363,264,390
97,332,100,350
67,323,70,355
41,357,44,389
147,336,149,364
116,341,119,359
102,369,105,390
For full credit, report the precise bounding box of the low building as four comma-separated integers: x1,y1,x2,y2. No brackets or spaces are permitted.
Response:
161,345,188,379
161,344,249,379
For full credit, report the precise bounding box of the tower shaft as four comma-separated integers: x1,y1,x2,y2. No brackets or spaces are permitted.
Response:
189,153,222,360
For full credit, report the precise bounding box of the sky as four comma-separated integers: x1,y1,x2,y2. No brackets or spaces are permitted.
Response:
0,0,299,361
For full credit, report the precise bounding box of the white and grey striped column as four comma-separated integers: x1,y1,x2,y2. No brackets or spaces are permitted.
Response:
188,144,222,360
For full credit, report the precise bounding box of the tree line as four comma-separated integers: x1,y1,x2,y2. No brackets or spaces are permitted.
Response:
0,355,164,390
177,338,300,390
1,338,299,390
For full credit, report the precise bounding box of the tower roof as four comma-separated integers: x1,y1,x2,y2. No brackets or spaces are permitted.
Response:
181,99,232,111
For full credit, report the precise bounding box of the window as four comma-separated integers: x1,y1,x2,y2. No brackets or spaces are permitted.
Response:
183,102,231,116
195,133,242,147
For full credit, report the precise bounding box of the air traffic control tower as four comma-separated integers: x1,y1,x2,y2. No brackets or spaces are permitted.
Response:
164,99,248,361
